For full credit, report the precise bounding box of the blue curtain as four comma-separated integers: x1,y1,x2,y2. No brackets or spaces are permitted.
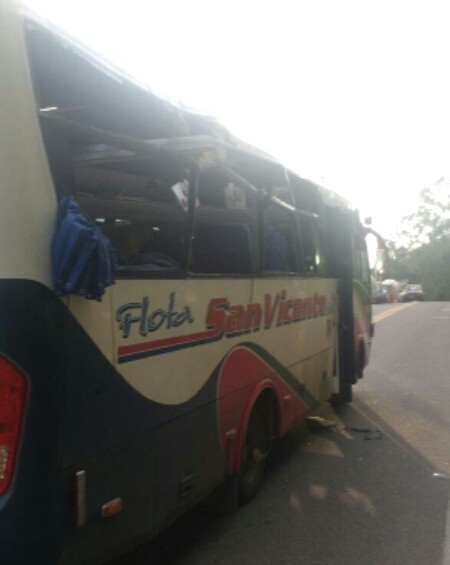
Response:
52,197,117,301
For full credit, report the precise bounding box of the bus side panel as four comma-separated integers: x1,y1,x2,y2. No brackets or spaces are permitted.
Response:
214,277,337,473
0,280,65,565
110,279,253,405
60,404,225,565
58,279,250,562
153,402,225,529
0,279,226,564
250,278,337,405
60,432,155,565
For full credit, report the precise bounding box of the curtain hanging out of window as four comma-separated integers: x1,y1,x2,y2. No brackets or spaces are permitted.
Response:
52,196,117,301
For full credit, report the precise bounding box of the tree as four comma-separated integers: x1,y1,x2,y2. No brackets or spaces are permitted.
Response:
388,178,450,300
399,181,450,248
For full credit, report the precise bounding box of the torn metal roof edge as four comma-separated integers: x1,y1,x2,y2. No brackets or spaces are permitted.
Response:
42,112,353,211
19,6,279,146
19,1,353,212
144,136,283,168
41,112,280,169
39,113,195,167
316,184,353,211
20,3,224,125
21,3,160,102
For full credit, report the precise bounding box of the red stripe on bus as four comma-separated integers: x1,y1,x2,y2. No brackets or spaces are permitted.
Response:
117,326,221,357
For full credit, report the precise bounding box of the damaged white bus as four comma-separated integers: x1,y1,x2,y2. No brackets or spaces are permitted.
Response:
0,2,384,563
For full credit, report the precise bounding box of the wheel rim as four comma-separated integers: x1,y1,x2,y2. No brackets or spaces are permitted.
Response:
241,444,264,487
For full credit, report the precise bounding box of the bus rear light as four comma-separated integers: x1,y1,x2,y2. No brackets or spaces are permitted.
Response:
0,357,27,496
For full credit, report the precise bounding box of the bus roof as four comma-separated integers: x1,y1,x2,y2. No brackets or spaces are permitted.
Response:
18,1,353,213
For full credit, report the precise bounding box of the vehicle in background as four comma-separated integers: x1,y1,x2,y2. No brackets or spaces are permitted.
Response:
382,279,400,303
399,284,425,302
371,278,386,303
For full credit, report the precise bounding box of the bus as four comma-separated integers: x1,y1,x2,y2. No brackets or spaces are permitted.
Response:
0,3,382,563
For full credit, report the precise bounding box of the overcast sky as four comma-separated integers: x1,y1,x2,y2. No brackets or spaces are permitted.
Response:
24,0,450,237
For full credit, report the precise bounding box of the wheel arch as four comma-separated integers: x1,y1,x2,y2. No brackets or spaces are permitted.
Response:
232,381,280,475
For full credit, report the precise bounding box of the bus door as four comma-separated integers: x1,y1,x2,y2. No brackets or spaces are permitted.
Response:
331,210,372,404
329,210,356,404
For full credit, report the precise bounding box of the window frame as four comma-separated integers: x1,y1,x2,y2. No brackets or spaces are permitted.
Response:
261,194,301,278
187,165,260,278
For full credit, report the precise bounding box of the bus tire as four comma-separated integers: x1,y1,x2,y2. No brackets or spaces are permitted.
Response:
238,392,276,504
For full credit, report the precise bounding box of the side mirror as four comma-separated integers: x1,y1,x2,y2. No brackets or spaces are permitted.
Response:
365,227,388,276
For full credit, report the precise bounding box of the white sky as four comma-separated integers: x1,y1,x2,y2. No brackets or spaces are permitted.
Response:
23,0,450,237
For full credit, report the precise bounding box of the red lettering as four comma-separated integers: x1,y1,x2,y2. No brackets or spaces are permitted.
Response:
206,293,327,340
264,293,279,329
244,303,262,332
284,300,294,324
205,298,229,337
225,305,245,335
292,298,304,321
277,299,294,325
317,296,326,316
304,298,312,318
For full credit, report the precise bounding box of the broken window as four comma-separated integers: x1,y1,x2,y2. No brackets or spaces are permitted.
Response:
263,199,299,274
24,19,337,281
25,22,197,277
191,167,256,275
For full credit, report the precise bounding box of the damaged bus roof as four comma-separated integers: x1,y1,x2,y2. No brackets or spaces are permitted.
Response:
18,1,351,210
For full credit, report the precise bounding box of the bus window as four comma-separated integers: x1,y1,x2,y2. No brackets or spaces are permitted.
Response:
263,200,299,274
107,218,188,272
290,175,320,213
69,160,193,273
26,20,195,275
289,174,326,275
191,168,256,275
353,225,371,284
36,86,195,275
295,213,318,274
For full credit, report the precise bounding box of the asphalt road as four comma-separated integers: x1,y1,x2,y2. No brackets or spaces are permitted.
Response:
111,302,450,565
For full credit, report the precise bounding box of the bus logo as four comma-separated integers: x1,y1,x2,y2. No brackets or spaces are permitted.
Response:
115,293,194,338
115,291,329,364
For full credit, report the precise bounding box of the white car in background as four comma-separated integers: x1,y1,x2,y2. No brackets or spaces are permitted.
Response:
399,284,425,302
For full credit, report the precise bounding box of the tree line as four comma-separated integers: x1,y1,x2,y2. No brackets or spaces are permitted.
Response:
387,178,450,301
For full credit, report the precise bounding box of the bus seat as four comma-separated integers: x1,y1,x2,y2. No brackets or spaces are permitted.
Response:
264,225,288,272
139,232,184,262
124,230,183,270
193,223,252,274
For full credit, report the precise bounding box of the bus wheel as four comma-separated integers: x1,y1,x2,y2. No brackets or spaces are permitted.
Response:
238,393,275,504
